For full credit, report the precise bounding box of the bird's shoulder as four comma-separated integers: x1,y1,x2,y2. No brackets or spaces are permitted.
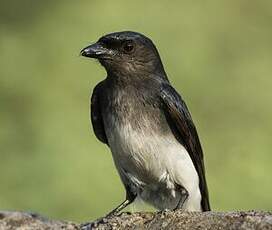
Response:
159,83,192,120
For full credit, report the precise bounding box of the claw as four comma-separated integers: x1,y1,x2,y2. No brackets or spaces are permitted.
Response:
80,219,101,230
80,222,94,230
80,216,109,230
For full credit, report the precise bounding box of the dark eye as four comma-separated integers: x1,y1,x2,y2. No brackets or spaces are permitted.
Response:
122,41,135,54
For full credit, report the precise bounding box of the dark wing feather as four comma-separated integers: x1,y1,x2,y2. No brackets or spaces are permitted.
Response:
90,81,108,145
160,83,210,211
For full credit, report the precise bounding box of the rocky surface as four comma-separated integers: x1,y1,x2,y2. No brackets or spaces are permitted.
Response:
0,210,271,230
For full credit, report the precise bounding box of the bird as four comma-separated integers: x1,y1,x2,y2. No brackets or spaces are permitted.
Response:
80,31,210,228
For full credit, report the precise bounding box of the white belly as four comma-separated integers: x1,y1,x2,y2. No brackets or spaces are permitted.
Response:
107,122,202,211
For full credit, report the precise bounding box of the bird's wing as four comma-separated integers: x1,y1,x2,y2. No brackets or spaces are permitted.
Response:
90,81,108,145
160,83,210,211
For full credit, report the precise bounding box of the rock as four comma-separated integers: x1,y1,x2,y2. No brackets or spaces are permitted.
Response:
0,211,78,230
0,210,271,230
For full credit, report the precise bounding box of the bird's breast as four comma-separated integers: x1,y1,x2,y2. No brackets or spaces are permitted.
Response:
102,89,169,180
105,115,173,183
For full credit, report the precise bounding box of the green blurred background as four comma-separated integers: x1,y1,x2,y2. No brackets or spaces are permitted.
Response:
0,0,271,222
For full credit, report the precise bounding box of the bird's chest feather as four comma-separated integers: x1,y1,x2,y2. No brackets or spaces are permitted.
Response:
102,87,168,179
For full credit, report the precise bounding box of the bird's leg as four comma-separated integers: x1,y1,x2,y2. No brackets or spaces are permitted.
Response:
80,193,136,230
106,199,133,217
174,184,189,210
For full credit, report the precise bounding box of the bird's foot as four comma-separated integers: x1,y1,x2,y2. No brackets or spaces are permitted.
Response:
118,211,132,216
80,211,133,229
80,217,107,230
158,209,170,213
157,209,171,216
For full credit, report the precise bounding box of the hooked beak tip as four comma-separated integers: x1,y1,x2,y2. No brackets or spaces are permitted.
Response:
80,42,107,59
80,49,88,57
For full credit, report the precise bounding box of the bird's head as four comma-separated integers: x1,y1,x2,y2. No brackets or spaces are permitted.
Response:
80,31,166,78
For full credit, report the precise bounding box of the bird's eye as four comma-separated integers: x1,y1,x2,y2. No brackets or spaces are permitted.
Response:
122,41,135,54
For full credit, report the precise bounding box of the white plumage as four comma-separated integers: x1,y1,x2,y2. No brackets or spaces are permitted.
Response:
106,119,202,211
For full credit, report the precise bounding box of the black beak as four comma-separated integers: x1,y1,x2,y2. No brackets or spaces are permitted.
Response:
80,42,108,59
